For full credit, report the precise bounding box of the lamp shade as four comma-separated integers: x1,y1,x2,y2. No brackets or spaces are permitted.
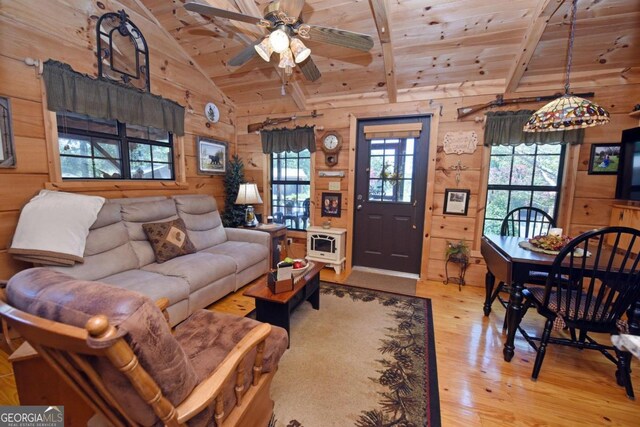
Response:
269,28,290,54
523,94,611,132
254,37,273,62
278,49,295,69
290,38,311,64
235,183,263,205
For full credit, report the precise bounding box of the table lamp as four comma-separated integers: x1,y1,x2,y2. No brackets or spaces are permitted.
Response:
235,183,263,227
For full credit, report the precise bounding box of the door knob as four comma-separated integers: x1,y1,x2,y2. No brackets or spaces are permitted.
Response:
357,204,362,211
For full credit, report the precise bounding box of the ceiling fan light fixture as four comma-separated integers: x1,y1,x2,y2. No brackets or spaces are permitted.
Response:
269,28,290,54
278,49,295,69
524,0,609,132
254,37,273,62
290,37,311,63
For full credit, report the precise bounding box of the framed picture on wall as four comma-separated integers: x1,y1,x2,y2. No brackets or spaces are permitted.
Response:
443,189,470,216
197,137,227,174
321,192,342,217
588,143,620,175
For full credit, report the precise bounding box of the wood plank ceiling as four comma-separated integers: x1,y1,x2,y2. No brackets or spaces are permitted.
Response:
140,0,640,109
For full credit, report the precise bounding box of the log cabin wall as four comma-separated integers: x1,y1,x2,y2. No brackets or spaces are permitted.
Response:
0,0,234,279
235,81,640,286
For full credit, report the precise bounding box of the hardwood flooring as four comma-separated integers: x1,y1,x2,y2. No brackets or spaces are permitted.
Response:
0,268,638,425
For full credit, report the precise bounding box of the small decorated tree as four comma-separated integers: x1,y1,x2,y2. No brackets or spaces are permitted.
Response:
222,154,246,227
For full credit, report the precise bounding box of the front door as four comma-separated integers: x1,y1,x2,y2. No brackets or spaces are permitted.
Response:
353,115,430,274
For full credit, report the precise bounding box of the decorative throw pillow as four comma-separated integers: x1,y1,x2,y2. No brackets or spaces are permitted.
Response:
142,218,196,263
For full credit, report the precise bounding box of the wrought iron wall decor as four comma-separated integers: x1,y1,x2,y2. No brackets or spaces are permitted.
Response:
0,97,16,168
97,9,150,92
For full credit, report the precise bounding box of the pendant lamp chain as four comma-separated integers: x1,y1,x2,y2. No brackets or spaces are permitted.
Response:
564,0,577,95
523,0,610,132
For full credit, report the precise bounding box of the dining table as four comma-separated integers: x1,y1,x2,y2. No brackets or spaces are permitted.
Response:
481,233,640,362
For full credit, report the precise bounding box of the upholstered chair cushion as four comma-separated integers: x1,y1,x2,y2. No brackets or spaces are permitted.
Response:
6,268,199,426
173,195,228,250
142,218,197,263
173,310,288,427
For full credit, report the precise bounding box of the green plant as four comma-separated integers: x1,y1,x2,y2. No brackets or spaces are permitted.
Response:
222,154,246,227
445,240,470,260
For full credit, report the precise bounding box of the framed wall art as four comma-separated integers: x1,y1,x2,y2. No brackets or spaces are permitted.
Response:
197,137,227,174
588,143,620,175
321,192,342,217
443,189,470,216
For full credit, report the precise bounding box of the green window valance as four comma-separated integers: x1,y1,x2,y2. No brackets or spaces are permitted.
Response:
484,110,583,146
261,126,316,154
42,60,185,136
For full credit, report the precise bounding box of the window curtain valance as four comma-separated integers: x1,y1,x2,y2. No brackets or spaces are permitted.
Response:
261,126,316,154
42,60,185,136
484,110,583,146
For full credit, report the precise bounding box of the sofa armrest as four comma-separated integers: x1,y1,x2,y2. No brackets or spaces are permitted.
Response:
225,228,270,248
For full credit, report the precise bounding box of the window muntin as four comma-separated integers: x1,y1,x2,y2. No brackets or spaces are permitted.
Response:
57,111,173,180
271,149,311,231
368,138,414,203
483,144,565,235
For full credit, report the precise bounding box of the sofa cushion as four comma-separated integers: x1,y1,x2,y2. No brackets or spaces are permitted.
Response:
122,199,179,267
142,252,236,293
173,195,227,250
51,204,139,281
142,218,196,263
99,269,189,307
203,241,269,272
6,268,199,426
174,309,288,427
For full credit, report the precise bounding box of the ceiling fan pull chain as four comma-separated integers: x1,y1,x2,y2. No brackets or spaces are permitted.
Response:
281,72,286,96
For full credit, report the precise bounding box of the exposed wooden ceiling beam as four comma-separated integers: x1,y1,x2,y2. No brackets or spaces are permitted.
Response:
368,0,396,103
504,0,565,93
233,0,307,111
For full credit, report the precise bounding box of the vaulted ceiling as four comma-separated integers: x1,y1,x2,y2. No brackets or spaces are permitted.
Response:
141,0,640,110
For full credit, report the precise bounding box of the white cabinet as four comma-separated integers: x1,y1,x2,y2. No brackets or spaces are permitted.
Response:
306,226,347,274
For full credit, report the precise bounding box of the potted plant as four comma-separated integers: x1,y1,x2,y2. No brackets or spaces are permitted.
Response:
445,240,470,263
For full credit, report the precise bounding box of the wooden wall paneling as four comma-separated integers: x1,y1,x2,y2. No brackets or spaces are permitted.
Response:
557,143,579,233
0,212,20,251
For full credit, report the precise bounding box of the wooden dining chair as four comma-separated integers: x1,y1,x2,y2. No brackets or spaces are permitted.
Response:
485,207,556,313
0,268,288,426
520,227,640,399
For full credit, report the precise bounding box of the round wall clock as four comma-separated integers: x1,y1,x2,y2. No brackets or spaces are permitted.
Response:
319,131,343,167
205,102,220,123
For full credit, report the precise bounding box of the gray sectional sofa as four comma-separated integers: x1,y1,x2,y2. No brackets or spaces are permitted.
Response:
49,194,269,326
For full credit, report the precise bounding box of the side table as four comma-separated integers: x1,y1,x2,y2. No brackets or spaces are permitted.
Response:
242,223,287,268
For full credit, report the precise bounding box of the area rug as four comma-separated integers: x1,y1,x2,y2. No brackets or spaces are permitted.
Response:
269,283,440,427
344,269,417,295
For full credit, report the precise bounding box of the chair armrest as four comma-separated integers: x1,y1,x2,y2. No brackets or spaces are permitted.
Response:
225,228,270,248
175,322,272,423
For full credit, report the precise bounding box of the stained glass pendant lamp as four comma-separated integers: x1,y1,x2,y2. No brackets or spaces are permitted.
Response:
523,0,609,132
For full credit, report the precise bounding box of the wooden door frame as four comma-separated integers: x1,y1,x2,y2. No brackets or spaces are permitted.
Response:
346,109,440,279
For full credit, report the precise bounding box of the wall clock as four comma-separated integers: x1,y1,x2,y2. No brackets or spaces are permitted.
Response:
205,102,220,123
320,131,343,167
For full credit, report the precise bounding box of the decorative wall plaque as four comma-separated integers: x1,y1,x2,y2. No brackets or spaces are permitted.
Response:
443,131,478,154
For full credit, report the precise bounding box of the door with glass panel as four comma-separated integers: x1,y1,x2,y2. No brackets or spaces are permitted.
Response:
353,116,430,274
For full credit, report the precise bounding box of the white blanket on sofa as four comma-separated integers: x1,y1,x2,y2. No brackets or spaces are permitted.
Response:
9,190,105,266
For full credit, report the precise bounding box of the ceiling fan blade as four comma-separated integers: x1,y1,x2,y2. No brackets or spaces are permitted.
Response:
228,42,260,67
299,56,321,82
184,0,263,26
278,0,305,19
307,25,374,52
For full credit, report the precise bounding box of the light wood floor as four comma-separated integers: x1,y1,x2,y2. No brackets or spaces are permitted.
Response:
1,268,638,425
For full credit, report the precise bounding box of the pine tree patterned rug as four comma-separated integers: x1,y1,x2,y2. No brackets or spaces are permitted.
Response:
269,282,440,427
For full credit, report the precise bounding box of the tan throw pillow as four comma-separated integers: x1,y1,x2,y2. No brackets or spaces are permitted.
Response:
142,218,196,263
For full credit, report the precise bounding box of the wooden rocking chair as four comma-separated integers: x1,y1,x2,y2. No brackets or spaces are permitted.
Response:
0,268,288,426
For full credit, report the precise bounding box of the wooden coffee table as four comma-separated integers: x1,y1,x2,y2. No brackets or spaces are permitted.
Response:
244,262,325,346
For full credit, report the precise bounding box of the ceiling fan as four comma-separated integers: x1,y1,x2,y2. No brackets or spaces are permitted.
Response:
184,0,374,82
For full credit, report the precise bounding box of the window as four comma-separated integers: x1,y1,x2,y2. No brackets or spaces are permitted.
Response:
57,111,173,180
368,138,414,203
483,144,565,234
271,149,311,231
